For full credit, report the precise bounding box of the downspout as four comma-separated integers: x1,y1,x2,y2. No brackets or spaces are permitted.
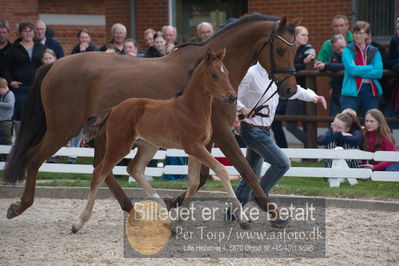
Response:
130,0,136,40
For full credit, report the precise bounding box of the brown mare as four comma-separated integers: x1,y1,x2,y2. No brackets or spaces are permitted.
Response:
4,14,299,223
71,49,251,233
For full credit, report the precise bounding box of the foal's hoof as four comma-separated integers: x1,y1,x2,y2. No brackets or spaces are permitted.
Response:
170,221,178,236
7,202,21,219
271,218,290,228
170,219,184,236
170,227,176,236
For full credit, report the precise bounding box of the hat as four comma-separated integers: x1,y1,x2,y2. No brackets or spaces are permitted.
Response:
219,18,238,29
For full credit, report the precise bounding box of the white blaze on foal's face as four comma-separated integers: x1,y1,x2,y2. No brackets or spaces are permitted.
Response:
220,65,225,73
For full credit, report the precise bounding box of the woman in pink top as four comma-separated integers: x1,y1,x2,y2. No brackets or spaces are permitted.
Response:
360,108,399,171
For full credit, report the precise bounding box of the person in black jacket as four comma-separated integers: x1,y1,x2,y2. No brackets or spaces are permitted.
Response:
314,34,347,116
285,26,316,147
0,20,12,77
71,28,98,54
3,21,46,135
35,20,64,59
144,31,166,58
384,19,399,116
387,19,399,72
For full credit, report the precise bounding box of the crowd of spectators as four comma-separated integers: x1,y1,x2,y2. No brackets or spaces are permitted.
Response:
230,14,398,212
310,16,399,172
0,15,398,173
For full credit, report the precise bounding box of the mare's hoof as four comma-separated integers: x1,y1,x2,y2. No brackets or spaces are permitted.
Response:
239,221,251,230
163,196,177,210
71,225,79,234
271,218,289,228
225,209,252,228
7,202,21,219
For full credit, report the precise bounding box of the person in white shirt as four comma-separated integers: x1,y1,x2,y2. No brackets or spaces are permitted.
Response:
234,61,327,208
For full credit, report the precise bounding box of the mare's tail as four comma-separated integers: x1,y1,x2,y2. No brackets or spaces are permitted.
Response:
82,109,112,142
3,63,54,184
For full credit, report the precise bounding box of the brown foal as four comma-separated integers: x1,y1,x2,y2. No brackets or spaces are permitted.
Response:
71,49,249,233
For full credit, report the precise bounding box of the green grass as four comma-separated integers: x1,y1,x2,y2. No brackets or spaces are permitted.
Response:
3,161,399,199
271,176,399,199
36,176,399,199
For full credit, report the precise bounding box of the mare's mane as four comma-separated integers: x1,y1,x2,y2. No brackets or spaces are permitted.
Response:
174,13,295,97
177,13,280,49
174,54,206,97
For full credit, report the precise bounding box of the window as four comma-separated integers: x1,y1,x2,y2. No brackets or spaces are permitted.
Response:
352,0,397,43
174,0,248,43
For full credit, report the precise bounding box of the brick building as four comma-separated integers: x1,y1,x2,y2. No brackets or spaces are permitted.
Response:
2,0,397,54
1,0,397,116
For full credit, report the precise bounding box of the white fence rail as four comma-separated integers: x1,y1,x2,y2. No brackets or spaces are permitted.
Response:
0,145,398,187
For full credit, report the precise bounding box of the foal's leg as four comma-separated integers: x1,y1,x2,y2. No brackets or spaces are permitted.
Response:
126,141,165,207
94,133,133,213
7,131,67,219
172,155,201,230
184,156,202,201
165,141,213,209
187,145,250,229
180,155,204,211
72,138,134,233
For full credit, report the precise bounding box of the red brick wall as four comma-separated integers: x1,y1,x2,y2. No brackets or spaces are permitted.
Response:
47,25,106,54
249,0,352,55
2,0,40,41
2,0,135,55
37,0,170,53
104,0,131,42
38,0,106,55
39,0,105,14
135,0,169,51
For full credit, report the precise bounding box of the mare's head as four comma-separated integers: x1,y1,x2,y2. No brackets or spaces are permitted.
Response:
258,16,301,98
200,48,237,104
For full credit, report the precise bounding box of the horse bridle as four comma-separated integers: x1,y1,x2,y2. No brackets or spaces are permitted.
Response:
240,20,296,120
258,20,297,85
